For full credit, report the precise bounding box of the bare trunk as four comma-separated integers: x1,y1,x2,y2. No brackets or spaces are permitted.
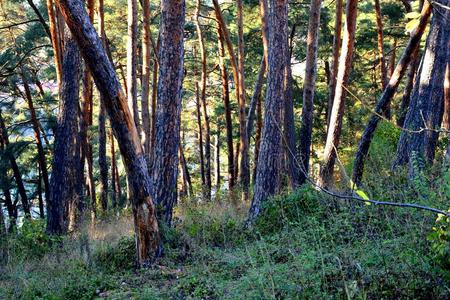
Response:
215,124,221,189
237,0,249,200
397,47,420,127
195,82,206,186
195,0,211,199
252,91,263,182
327,0,343,130
317,0,358,188
179,143,193,197
55,0,160,264
248,0,287,222
298,0,322,185
46,0,63,85
127,0,141,134
151,0,185,225
217,27,235,189
98,0,108,211
47,26,81,234
352,2,432,186
110,129,117,208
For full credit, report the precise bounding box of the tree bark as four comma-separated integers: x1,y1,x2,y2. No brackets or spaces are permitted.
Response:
248,0,287,222
405,5,449,178
217,26,235,189
195,82,206,187
352,2,432,186
327,0,343,130
127,0,141,134
47,26,81,234
252,90,263,182
151,0,185,225
195,0,211,199
215,123,221,189
317,0,358,188
0,110,30,217
298,0,322,185
397,47,420,127
55,0,160,264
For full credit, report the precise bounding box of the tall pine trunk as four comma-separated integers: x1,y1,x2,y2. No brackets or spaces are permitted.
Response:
237,0,250,200
317,0,358,188
151,0,185,225
127,0,140,134
141,0,152,161
298,0,322,185
217,27,235,189
327,0,343,129
47,26,81,234
248,0,288,222
195,0,211,199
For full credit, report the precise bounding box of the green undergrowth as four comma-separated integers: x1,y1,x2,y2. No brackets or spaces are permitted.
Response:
1,185,449,299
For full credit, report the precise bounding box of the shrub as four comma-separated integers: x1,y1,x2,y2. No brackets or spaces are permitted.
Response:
428,212,450,279
93,236,136,272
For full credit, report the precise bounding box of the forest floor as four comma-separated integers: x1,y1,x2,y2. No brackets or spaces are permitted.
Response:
1,183,449,299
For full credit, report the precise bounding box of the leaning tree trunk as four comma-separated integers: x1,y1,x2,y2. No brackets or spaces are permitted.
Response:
351,2,432,186
317,0,358,188
327,0,343,129
151,0,185,225
298,0,322,185
217,27,235,189
0,110,30,217
195,0,211,199
47,26,82,234
248,0,288,222
55,0,160,265
397,47,420,127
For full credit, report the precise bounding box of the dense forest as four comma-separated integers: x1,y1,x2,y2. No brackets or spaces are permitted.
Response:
0,0,449,298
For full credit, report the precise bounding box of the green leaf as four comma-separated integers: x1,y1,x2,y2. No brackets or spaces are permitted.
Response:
405,11,421,19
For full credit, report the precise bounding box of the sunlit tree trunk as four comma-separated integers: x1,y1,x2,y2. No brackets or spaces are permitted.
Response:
45,0,63,86
215,123,221,189
327,0,343,129
317,0,358,188
248,0,288,222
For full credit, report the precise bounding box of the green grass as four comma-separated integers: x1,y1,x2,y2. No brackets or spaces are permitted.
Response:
1,183,448,299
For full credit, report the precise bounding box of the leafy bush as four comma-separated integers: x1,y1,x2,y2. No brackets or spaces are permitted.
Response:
255,185,323,235
93,236,136,272
428,212,450,279
11,218,60,260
